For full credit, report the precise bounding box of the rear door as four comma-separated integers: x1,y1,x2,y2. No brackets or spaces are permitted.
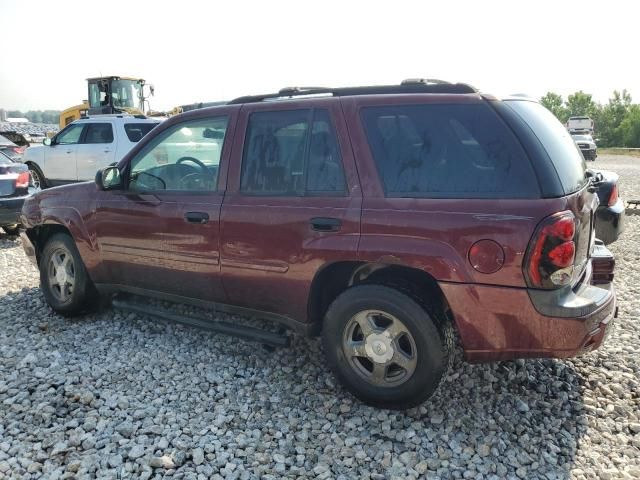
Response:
220,100,362,322
76,122,117,181
45,123,84,181
504,100,596,279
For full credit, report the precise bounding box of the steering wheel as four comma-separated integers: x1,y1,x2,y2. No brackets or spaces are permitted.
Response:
177,156,208,172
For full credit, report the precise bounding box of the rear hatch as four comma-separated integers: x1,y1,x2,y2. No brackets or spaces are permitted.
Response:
503,99,597,287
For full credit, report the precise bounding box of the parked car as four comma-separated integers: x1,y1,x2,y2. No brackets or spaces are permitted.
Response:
591,169,624,244
20,81,617,409
0,150,31,235
19,115,160,189
572,133,597,161
0,133,27,162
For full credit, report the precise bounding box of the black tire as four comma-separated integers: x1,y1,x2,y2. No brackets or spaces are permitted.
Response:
2,224,20,235
28,164,47,189
40,233,98,316
322,284,449,409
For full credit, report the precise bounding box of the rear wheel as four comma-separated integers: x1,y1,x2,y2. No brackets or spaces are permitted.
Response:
40,233,98,316
28,164,46,190
322,284,450,409
2,225,20,235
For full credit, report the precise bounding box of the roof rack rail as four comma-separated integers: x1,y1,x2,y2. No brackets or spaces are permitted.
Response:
228,81,477,105
400,78,450,85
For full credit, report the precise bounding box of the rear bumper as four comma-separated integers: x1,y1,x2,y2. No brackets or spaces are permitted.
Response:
595,199,625,245
440,248,617,362
0,195,27,226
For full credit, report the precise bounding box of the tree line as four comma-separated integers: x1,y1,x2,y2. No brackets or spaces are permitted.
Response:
540,90,640,148
4,110,61,125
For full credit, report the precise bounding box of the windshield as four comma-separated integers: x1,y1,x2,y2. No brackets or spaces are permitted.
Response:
506,100,587,194
111,80,142,109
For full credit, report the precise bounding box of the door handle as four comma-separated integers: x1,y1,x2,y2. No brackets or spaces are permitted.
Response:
310,217,341,232
184,211,210,224
66,150,73,154
103,149,112,153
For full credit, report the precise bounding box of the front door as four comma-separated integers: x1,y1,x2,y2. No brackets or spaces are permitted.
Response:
76,122,117,181
45,123,84,182
94,114,233,302
220,102,362,323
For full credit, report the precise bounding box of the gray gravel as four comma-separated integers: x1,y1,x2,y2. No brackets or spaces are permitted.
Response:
1,154,639,480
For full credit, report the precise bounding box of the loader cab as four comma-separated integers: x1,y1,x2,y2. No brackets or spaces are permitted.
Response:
87,76,152,116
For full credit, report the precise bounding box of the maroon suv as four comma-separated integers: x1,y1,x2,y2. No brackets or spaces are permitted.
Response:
20,81,617,409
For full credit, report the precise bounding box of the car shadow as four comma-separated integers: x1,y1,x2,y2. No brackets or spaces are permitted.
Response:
0,233,21,249
0,288,586,479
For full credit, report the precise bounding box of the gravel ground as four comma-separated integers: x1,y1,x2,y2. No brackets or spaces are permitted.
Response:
0,154,639,480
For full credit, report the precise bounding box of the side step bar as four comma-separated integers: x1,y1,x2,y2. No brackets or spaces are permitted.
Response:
112,297,290,348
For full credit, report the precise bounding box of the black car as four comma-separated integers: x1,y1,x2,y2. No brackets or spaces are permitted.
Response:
0,150,31,235
591,169,624,245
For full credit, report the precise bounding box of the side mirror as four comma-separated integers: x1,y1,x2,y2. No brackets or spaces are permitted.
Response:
43,138,52,146
95,166,121,191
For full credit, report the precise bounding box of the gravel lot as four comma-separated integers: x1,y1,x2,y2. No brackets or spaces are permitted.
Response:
1,155,639,480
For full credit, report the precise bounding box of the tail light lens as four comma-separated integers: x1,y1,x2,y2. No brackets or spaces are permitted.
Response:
15,171,30,189
525,211,577,289
608,184,618,207
12,146,26,154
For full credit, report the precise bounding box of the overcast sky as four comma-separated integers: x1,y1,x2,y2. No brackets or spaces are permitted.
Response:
0,0,637,111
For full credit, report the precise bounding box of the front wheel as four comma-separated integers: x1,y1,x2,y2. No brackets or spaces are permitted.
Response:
322,284,450,409
40,233,98,316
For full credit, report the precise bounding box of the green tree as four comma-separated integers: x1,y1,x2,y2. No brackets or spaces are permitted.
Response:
618,105,640,147
540,92,568,123
566,91,598,118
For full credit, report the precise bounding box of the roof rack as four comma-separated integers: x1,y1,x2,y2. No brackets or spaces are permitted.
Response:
228,80,477,105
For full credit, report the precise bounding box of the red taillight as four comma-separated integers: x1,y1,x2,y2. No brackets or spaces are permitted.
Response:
525,211,577,289
15,171,30,189
548,241,575,268
12,146,26,154
608,185,618,207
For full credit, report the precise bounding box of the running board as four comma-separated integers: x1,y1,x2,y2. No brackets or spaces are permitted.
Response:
112,297,290,348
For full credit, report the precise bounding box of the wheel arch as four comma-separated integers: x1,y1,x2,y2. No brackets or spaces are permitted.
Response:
308,261,455,336
26,209,98,274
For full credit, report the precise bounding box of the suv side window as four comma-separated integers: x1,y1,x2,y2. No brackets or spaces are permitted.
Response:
55,124,84,145
127,116,228,192
83,123,114,144
241,109,346,195
124,123,158,142
361,103,540,198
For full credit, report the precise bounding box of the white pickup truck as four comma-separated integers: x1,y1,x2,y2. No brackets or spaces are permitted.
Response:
566,116,594,134
21,115,160,189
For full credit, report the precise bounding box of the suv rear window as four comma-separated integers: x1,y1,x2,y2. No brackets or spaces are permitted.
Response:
124,123,158,142
361,103,539,198
504,100,587,194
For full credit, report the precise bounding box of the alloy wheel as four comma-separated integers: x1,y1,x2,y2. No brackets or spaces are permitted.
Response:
342,309,418,387
47,248,75,303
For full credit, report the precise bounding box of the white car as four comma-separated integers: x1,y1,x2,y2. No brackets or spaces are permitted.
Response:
21,115,160,189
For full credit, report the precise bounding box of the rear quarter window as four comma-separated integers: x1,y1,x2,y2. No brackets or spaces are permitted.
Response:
124,123,159,142
361,103,540,198
504,100,587,194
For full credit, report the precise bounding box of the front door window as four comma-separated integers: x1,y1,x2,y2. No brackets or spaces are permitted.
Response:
55,124,84,145
128,117,229,192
